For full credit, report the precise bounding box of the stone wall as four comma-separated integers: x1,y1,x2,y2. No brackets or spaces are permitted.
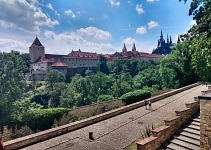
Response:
136,101,199,150
56,99,125,126
198,94,211,150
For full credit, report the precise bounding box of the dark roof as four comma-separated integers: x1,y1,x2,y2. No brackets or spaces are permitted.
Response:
31,37,44,47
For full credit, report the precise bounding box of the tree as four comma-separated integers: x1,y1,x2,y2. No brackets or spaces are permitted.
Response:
0,51,27,120
45,70,65,91
179,0,211,82
180,0,211,38
133,67,161,89
97,56,109,75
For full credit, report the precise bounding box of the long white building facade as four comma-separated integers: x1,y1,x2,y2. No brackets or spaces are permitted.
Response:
29,36,163,80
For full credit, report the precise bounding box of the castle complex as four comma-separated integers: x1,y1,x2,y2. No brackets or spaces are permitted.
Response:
152,31,180,55
29,36,162,80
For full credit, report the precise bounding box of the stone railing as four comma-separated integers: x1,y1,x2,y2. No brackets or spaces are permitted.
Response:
198,92,211,150
136,100,199,150
3,82,200,150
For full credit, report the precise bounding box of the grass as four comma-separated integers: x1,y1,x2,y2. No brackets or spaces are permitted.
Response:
124,121,165,150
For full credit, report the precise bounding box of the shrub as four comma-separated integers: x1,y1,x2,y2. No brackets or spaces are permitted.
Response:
120,90,151,105
97,95,114,103
23,108,69,132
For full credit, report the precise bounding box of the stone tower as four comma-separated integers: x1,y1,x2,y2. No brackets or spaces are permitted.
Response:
29,36,45,63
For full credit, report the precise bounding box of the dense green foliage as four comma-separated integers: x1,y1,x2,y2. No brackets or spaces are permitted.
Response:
179,0,211,82
97,95,114,103
0,51,30,121
120,90,151,105
24,108,69,131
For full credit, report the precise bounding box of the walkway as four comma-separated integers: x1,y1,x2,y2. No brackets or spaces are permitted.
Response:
21,85,206,150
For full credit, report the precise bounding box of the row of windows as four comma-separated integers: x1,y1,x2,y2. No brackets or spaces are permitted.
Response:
65,59,98,62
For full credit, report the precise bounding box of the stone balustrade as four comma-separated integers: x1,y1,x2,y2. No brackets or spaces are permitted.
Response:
136,101,199,150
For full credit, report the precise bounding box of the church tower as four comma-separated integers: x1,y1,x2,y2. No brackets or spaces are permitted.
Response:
29,36,45,62
122,43,127,53
132,43,136,52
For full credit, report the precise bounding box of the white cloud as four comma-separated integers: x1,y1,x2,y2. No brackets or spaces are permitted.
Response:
147,21,159,29
77,27,112,40
189,20,196,26
47,3,54,10
0,0,59,34
136,26,147,34
44,30,115,54
109,0,120,6
123,37,136,45
136,4,144,14
89,18,96,21
0,38,29,53
147,0,159,2
64,9,76,18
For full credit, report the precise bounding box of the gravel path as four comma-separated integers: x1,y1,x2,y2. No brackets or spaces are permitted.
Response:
21,85,206,150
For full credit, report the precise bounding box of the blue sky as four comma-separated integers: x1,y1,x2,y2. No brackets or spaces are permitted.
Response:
0,0,196,54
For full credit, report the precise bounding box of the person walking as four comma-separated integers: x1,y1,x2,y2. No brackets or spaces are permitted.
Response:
0,136,3,150
148,100,152,110
144,99,148,109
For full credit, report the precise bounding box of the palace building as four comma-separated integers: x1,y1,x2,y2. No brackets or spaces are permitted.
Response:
29,36,162,80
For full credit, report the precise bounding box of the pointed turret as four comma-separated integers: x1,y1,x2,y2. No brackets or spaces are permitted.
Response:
31,36,44,47
122,43,127,53
159,30,165,42
132,43,136,52
170,36,172,44
177,35,181,43
167,34,169,43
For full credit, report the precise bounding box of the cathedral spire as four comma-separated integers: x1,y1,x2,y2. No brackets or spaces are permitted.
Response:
132,43,136,52
122,43,127,53
160,30,164,42
167,34,169,43
170,36,172,44
177,35,181,43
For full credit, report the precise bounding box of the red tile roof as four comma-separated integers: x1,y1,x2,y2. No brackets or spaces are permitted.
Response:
68,50,100,58
52,59,68,67
34,56,54,63
139,52,163,58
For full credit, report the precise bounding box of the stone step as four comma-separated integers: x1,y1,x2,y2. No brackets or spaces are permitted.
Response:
162,142,191,150
187,120,200,126
183,124,200,131
168,138,200,150
173,134,200,146
192,118,200,123
176,130,200,140
182,128,200,135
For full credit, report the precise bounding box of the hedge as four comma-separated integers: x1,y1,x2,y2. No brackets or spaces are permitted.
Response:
120,90,151,105
23,108,70,132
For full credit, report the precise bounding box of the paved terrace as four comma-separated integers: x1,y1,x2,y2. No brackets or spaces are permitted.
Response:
21,85,206,150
